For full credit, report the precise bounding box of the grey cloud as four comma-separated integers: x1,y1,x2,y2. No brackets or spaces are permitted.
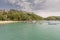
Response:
5,0,45,11
44,0,60,12
3,0,60,12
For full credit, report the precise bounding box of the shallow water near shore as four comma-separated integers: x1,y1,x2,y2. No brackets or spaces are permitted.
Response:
0,21,60,40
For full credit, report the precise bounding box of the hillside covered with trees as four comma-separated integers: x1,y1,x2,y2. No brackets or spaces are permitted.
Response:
44,16,60,20
0,9,60,21
0,9,43,21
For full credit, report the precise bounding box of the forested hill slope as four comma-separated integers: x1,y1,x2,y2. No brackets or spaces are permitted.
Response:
0,9,43,21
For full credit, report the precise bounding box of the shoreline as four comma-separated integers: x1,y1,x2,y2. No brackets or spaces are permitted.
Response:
0,20,60,24
0,21,20,24
0,21,35,24
0,21,37,24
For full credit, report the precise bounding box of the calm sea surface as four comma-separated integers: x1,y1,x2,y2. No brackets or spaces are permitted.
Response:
0,21,60,40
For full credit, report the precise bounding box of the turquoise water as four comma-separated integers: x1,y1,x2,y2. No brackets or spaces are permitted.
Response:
0,22,60,40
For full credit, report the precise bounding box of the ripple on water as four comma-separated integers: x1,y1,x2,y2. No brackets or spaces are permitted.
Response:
0,22,60,40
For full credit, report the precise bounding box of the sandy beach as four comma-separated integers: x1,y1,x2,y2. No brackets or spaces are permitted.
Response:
0,21,19,24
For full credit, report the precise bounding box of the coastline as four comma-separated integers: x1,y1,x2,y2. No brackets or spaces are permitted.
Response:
0,21,20,24
0,21,37,24
0,21,34,24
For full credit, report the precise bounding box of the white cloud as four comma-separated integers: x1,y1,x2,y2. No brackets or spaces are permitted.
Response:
34,0,44,4
7,0,33,11
4,0,60,13
2,0,60,17
5,0,45,11
35,12,60,17
44,0,60,11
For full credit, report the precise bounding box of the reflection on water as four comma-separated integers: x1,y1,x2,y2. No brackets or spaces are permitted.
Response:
0,21,60,40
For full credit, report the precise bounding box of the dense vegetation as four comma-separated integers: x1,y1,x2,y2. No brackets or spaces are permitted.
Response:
0,9,43,21
44,16,60,20
0,9,60,21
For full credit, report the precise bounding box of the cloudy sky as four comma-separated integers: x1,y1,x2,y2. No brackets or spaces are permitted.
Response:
0,0,60,17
